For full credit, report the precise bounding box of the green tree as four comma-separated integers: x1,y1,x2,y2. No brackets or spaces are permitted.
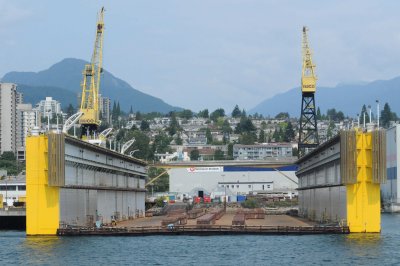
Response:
272,128,279,142
167,112,180,136
1,151,15,161
190,149,200,160
381,103,393,128
327,108,337,121
239,132,257,144
148,167,169,192
180,109,193,119
235,117,256,134
227,143,234,160
231,105,242,118
125,130,151,160
206,128,213,144
278,127,284,142
116,102,121,117
316,107,321,120
214,149,225,160
292,147,298,157
327,120,335,139
140,120,150,131
151,132,172,159
175,134,183,145
65,103,75,116
275,112,289,120
112,101,117,120
258,130,265,143
210,108,225,122
135,111,142,120
198,109,209,118
0,152,23,175
284,121,295,142
261,121,267,130
360,104,370,125
222,119,233,134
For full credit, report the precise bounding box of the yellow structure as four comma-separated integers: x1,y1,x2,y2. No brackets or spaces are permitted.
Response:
26,135,60,235
18,196,26,203
79,7,105,135
346,131,384,233
301,26,317,93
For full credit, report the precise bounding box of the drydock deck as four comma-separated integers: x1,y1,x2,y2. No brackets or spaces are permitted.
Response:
57,225,349,236
57,214,349,236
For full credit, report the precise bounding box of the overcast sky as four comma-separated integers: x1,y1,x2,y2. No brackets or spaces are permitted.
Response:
2,1,400,112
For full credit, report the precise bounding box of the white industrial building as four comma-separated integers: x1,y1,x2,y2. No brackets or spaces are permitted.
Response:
167,159,298,200
382,124,400,212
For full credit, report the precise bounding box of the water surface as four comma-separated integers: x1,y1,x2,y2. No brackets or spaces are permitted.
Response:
1,214,399,265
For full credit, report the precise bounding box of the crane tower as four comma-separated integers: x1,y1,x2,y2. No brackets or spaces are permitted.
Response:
79,7,105,137
298,26,319,157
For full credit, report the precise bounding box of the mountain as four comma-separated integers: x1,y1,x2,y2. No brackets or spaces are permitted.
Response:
2,58,182,113
250,76,400,117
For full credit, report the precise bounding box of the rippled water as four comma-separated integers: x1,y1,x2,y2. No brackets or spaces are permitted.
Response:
1,214,399,265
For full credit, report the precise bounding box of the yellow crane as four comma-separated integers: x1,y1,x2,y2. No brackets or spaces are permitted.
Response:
79,7,105,137
298,26,319,157
301,26,317,93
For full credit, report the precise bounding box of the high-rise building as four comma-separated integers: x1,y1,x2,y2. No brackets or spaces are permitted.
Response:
16,103,41,160
35,97,62,119
99,94,111,124
0,83,18,154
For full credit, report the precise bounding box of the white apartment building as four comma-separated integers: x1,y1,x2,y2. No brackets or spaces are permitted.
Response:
233,143,294,160
0,83,18,154
16,104,41,160
35,97,62,119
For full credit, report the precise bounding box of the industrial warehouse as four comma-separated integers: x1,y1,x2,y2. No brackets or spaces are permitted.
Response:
166,159,298,201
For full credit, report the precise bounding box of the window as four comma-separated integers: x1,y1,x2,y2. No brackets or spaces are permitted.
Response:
0,185,17,191
267,185,270,189
220,185,224,187
18,185,26,191
248,185,251,188
231,185,234,189
236,185,239,188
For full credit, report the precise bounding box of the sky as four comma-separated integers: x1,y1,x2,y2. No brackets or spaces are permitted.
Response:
2,1,400,112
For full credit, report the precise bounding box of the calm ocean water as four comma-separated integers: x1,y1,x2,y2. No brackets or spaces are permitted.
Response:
1,214,399,265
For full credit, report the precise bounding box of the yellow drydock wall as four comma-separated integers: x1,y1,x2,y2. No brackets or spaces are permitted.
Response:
26,135,60,235
346,132,381,233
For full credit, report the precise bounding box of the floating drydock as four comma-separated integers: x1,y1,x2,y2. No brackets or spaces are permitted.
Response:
57,225,349,236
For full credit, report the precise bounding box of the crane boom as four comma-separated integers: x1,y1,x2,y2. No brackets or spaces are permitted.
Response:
301,26,317,93
79,7,105,137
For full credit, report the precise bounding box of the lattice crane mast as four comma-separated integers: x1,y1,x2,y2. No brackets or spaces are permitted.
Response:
298,26,319,157
79,7,105,137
